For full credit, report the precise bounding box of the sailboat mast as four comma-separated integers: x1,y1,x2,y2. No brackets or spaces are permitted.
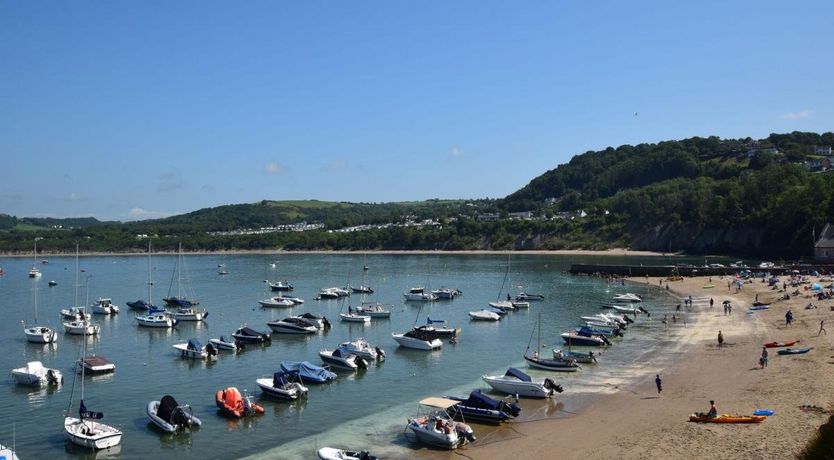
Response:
147,241,153,303
32,277,37,323
74,244,79,309
177,242,183,298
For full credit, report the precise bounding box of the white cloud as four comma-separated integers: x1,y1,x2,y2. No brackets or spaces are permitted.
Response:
781,109,813,120
122,207,175,221
264,162,288,174
451,147,463,158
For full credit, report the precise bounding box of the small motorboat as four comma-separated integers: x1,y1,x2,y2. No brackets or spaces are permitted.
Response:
48,280,58,287
689,413,766,423
776,347,812,355
172,338,216,359
561,331,610,347
215,387,264,418
136,312,176,328
577,325,622,338
209,336,241,352
268,317,318,334
256,372,309,400
317,447,379,460
339,311,371,323
11,361,63,386
280,361,337,384
232,326,271,344
511,300,530,309
413,318,460,339
406,398,476,449
338,338,385,361
611,305,640,314
524,353,581,372
488,300,515,312
319,349,369,371
0,443,20,460
446,390,521,424
392,330,443,350
267,280,294,291
351,285,374,294
147,395,202,433
354,302,392,318
77,355,116,374
469,310,501,321
481,368,563,399
296,312,330,330
612,293,643,303
24,325,58,344
91,298,119,315
432,287,462,300
63,319,101,336
515,292,544,301
764,340,800,348
403,287,437,302
60,306,92,320
259,296,295,308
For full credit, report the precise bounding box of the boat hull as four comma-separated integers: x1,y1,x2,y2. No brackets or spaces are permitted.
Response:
64,417,122,450
524,356,580,372
481,375,553,399
392,333,442,350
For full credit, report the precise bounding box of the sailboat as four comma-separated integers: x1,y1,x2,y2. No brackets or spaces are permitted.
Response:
64,306,123,449
351,255,373,293
23,269,57,343
136,243,176,328
64,248,101,336
163,243,208,322
488,255,515,312
127,241,158,311
524,312,580,372
28,241,42,278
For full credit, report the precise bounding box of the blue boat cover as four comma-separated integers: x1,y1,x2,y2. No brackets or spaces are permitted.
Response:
465,390,500,410
187,338,202,351
79,400,104,420
148,305,165,314
332,348,345,358
505,367,531,382
280,361,337,383
427,317,446,324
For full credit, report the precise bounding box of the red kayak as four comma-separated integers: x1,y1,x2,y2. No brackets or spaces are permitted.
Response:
764,340,800,348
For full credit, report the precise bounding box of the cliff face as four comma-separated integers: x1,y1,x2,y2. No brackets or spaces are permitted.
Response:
626,223,772,256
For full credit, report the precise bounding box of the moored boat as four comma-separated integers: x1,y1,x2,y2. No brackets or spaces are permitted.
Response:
317,447,378,460
147,395,201,433
63,319,100,336
354,302,392,318
481,368,563,399
209,336,240,352
232,326,271,344
259,296,295,308
561,331,609,347
319,349,368,371
268,317,318,334
172,338,215,359
392,330,443,350
76,355,116,375
256,372,309,400
338,338,385,361
90,298,119,315
215,387,264,418
406,398,476,449
468,309,501,321
11,361,63,386
446,390,521,424
279,361,337,383
267,280,294,291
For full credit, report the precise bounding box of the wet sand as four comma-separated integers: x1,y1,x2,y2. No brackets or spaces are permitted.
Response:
417,274,834,459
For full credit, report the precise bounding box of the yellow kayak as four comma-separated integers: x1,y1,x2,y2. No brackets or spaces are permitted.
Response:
689,413,766,423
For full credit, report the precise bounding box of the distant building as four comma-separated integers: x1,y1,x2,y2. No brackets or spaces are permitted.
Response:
815,146,832,155
477,213,500,222
508,211,533,220
814,224,834,261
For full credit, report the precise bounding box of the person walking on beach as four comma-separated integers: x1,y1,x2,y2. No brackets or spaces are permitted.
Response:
710,297,714,308
672,315,677,325
662,315,668,331
818,319,827,336
718,330,724,347
760,347,768,369
655,374,662,396
785,309,793,327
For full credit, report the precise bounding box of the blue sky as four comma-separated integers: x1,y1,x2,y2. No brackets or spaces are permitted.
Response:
1,1,832,221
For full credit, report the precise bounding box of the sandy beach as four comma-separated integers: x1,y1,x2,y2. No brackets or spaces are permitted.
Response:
416,273,833,459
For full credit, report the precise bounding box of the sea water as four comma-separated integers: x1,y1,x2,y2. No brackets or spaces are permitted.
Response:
0,253,699,459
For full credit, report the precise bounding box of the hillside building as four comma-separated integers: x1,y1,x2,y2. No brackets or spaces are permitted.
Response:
814,224,834,261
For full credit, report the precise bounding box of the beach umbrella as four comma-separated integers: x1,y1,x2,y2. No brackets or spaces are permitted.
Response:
723,300,731,304
812,283,822,291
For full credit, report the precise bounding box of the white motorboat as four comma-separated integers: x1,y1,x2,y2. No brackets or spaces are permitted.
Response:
612,305,640,314
431,287,462,300
60,306,91,321
561,332,609,346
488,300,515,311
267,317,318,334
338,338,385,361
29,266,42,278
317,288,341,299
166,307,208,321
209,336,240,352
511,300,530,309
392,331,443,350
91,298,119,315
351,284,373,294
283,295,305,304
354,302,392,318
406,398,475,449
468,309,501,321
404,287,437,302
147,395,202,433
481,368,562,399
172,339,213,359
295,313,330,330
515,292,545,301
317,447,378,460
319,349,368,371
267,280,294,291
11,361,63,386
136,313,175,328
23,274,57,344
256,372,309,400
259,296,295,308
612,293,643,303
63,319,100,336
65,312,122,450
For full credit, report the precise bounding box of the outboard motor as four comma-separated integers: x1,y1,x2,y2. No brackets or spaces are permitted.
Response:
355,357,369,370
263,333,272,343
375,346,385,360
638,306,648,314
601,335,612,346
206,343,218,357
615,328,624,337
323,317,332,330
46,369,62,385
455,423,476,442
235,340,245,351
543,378,564,393
171,406,192,428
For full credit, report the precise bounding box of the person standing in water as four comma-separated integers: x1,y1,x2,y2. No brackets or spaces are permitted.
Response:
655,374,662,396
718,330,724,347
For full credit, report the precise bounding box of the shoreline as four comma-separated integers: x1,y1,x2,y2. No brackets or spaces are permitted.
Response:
415,274,833,459
0,248,674,258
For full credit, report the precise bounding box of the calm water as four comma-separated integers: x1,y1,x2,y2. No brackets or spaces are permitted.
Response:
0,253,691,459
